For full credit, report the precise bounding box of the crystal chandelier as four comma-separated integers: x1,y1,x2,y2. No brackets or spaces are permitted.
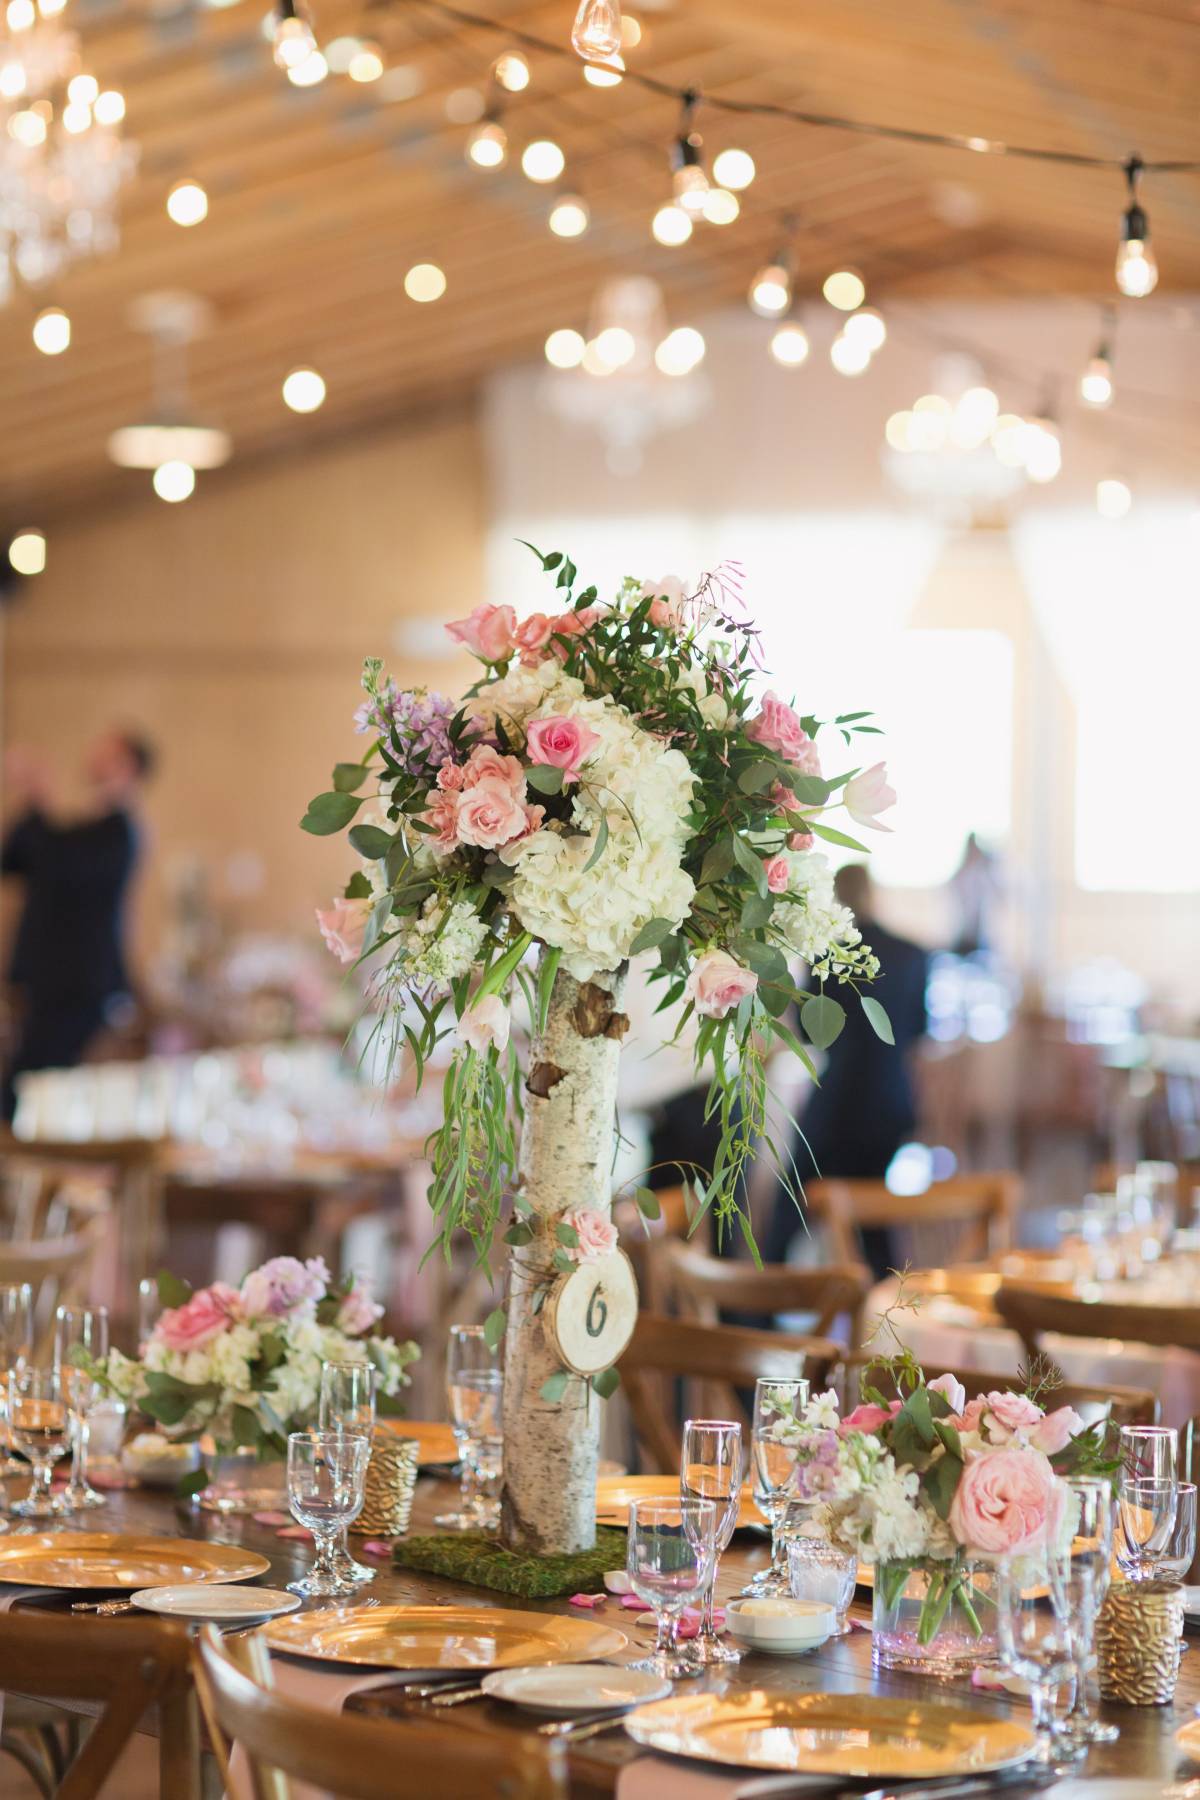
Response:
0,0,135,300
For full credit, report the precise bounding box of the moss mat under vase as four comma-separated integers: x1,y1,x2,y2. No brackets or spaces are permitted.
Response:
392,1528,628,1598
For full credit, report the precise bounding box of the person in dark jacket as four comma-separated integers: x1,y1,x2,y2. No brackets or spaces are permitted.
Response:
768,862,928,1274
2,730,156,1116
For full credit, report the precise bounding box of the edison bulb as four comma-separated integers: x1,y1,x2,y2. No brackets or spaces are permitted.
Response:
593,325,635,369
521,139,565,183
167,180,208,226
651,204,691,247
545,328,585,369
672,162,709,216
830,332,871,376
823,268,866,311
843,306,886,351
769,322,809,368
571,0,621,62
282,367,326,412
347,42,383,82
749,262,790,317
1116,236,1157,298
272,7,317,71
67,72,98,105
93,89,125,124
1080,356,1114,407
8,108,45,145
8,530,45,575
1097,477,1132,518
549,193,589,238
287,50,327,85
153,460,195,503
466,120,506,169
0,62,27,101
712,147,754,190
1024,422,1062,483
5,0,33,29
702,187,738,226
404,262,446,302
32,306,69,354
493,51,529,92
582,54,623,86
61,102,91,133
654,326,705,376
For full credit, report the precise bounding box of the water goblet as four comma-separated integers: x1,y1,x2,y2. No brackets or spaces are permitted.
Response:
0,1283,33,1478
435,1324,502,1531
680,1417,743,1666
8,1367,69,1518
285,1430,370,1598
53,1305,108,1510
996,1547,1079,1766
1056,1475,1119,1748
1119,1423,1177,1484
318,1358,377,1586
627,1496,717,1679
786,1532,857,1633
745,1377,808,1597
1118,1479,1196,1582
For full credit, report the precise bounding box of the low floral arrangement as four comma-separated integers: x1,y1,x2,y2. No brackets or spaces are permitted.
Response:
100,1257,419,1484
792,1354,1112,1646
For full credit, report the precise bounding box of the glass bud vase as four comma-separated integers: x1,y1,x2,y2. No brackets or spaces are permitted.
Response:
872,1558,995,1677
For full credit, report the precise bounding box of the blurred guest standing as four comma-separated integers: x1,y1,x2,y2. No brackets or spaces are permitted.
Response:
948,831,1002,957
768,864,928,1274
1,732,155,1116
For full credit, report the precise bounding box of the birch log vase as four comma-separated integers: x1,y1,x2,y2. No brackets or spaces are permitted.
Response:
500,955,628,1555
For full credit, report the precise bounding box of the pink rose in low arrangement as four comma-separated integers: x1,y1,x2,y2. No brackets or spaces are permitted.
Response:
949,1446,1065,1557
746,692,822,773
513,612,554,661
315,895,371,966
525,715,601,784
640,575,688,632
455,778,537,850
762,854,790,895
563,1208,618,1265
336,1287,385,1336
157,1283,240,1353
241,1256,329,1321
446,602,518,664
684,949,758,1019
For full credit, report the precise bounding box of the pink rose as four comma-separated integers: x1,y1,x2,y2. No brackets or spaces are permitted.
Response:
788,831,815,851
241,1256,329,1321
316,895,371,965
929,1373,967,1416
525,715,601,784
457,994,511,1054
763,855,790,895
978,1391,1043,1442
684,949,758,1019
422,788,462,854
640,575,687,632
949,1447,1064,1556
455,777,532,849
462,744,525,794
552,607,599,637
746,693,822,773
564,1207,618,1265
839,1399,902,1437
436,762,467,792
156,1282,240,1352
513,612,553,662
1029,1406,1086,1456
335,1285,384,1336
844,762,896,833
446,603,518,664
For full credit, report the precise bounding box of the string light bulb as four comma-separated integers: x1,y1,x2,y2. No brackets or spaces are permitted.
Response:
548,192,589,238
153,460,195,503
1097,477,1132,518
654,326,705,376
671,93,708,215
582,54,623,86
466,117,507,169
31,305,69,353
544,328,585,369
271,0,317,71
8,529,45,575
521,139,565,183
651,203,691,247
493,51,529,92
702,187,738,226
282,367,326,412
167,180,208,226
571,0,621,62
404,262,446,302
287,49,327,85
749,258,792,318
712,148,754,190
769,321,809,368
830,331,871,376
1023,415,1062,483
1116,156,1158,298
1080,310,1116,407
843,306,886,351
347,42,383,82
823,268,866,311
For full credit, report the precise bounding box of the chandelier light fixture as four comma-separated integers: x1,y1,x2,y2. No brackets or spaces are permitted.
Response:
0,0,135,300
107,291,232,503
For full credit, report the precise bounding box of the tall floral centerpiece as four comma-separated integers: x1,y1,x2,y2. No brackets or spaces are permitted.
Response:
306,552,895,1556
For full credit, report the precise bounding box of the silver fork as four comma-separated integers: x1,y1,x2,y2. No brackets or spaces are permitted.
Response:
537,1710,630,1741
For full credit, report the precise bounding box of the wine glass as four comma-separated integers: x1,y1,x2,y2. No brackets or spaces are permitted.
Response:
318,1359,377,1586
0,1283,33,1478
1056,1476,1119,1749
136,1278,162,1352
996,1547,1078,1766
53,1304,108,1510
680,1418,743,1666
435,1324,502,1532
746,1378,808,1596
627,1496,716,1678
8,1367,69,1518
285,1430,370,1598
1118,1423,1177,1483
1118,1479,1196,1581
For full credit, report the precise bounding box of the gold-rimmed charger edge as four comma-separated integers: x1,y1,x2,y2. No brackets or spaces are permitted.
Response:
264,1603,627,1671
595,1475,763,1530
0,1534,272,1590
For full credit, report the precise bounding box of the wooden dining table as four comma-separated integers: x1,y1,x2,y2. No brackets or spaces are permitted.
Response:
5,1464,1200,1798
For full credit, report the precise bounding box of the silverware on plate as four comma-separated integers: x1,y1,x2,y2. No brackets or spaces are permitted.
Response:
537,1709,631,1742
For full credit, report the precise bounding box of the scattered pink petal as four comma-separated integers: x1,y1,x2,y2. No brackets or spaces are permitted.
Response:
567,1593,607,1609
276,1525,314,1540
972,1666,1029,1698
619,1595,652,1613
361,1540,395,1559
253,1510,290,1526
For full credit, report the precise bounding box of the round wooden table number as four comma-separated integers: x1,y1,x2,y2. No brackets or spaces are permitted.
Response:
546,1250,638,1377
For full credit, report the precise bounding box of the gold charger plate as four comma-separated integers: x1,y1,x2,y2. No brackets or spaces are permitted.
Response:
623,1691,1036,1778
264,1603,628,1671
377,1420,458,1465
0,1533,271,1590
595,1475,764,1531
1176,1718,1200,1761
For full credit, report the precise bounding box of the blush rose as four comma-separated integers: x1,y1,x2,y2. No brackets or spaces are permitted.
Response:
746,692,822,773
684,950,758,1019
315,895,371,965
564,1208,618,1265
525,715,601,784
446,603,518,663
156,1283,240,1352
949,1447,1064,1556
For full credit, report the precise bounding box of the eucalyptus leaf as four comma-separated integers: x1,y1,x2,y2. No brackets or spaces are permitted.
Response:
175,1465,210,1500
156,1270,192,1309
344,870,372,900
730,832,768,897
555,1221,580,1247
807,820,870,854
861,995,895,1045
698,837,735,887
540,1371,569,1402
300,791,363,836
800,993,846,1050
634,1186,661,1220
332,763,372,793
348,824,393,861
483,1308,507,1351
629,917,674,955
582,812,609,874
736,760,779,795
525,764,565,796
739,893,775,930
591,1368,620,1400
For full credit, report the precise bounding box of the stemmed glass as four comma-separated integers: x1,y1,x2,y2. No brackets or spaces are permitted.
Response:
1119,1424,1177,1483
136,1278,162,1352
285,1430,370,1598
746,1378,808,1596
1117,1480,1197,1581
318,1359,378,1587
996,1546,1079,1767
53,1305,108,1510
680,1418,743,1666
627,1496,716,1679
0,1283,33,1478
8,1367,69,1517
1057,1475,1119,1749
435,1324,503,1532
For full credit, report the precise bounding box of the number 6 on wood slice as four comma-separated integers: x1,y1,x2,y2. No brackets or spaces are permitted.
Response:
545,1250,639,1377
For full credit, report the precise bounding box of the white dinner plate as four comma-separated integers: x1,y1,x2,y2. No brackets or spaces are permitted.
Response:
481,1663,671,1715
132,1583,301,1624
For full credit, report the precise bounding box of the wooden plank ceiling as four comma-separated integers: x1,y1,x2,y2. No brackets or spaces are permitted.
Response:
2,0,1199,519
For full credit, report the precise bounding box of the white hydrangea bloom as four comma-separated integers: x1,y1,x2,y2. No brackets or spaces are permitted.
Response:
399,896,490,990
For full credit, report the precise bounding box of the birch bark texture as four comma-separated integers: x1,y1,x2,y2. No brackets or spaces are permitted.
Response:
500,956,628,1555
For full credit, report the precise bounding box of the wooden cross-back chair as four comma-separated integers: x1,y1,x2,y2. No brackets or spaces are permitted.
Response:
661,1237,871,1345
0,1228,104,1360
615,1184,698,1314
194,1626,567,1800
0,1607,199,1800
807,1172,1021,1269
0,1130,165,1286
995,1282,1200,1363
620,1313,841,1474
839,1353,1159,1430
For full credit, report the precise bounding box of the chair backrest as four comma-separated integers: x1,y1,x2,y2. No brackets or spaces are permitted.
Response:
840,1353,1158,1429
661,1238,871,1343
619,1313,841,1473
0,1228,102,1358
0,1607,198,1800
994,1281,1200,1361
0,1130,165,1285
807,1172,1020,1268
194,1627,567,1800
